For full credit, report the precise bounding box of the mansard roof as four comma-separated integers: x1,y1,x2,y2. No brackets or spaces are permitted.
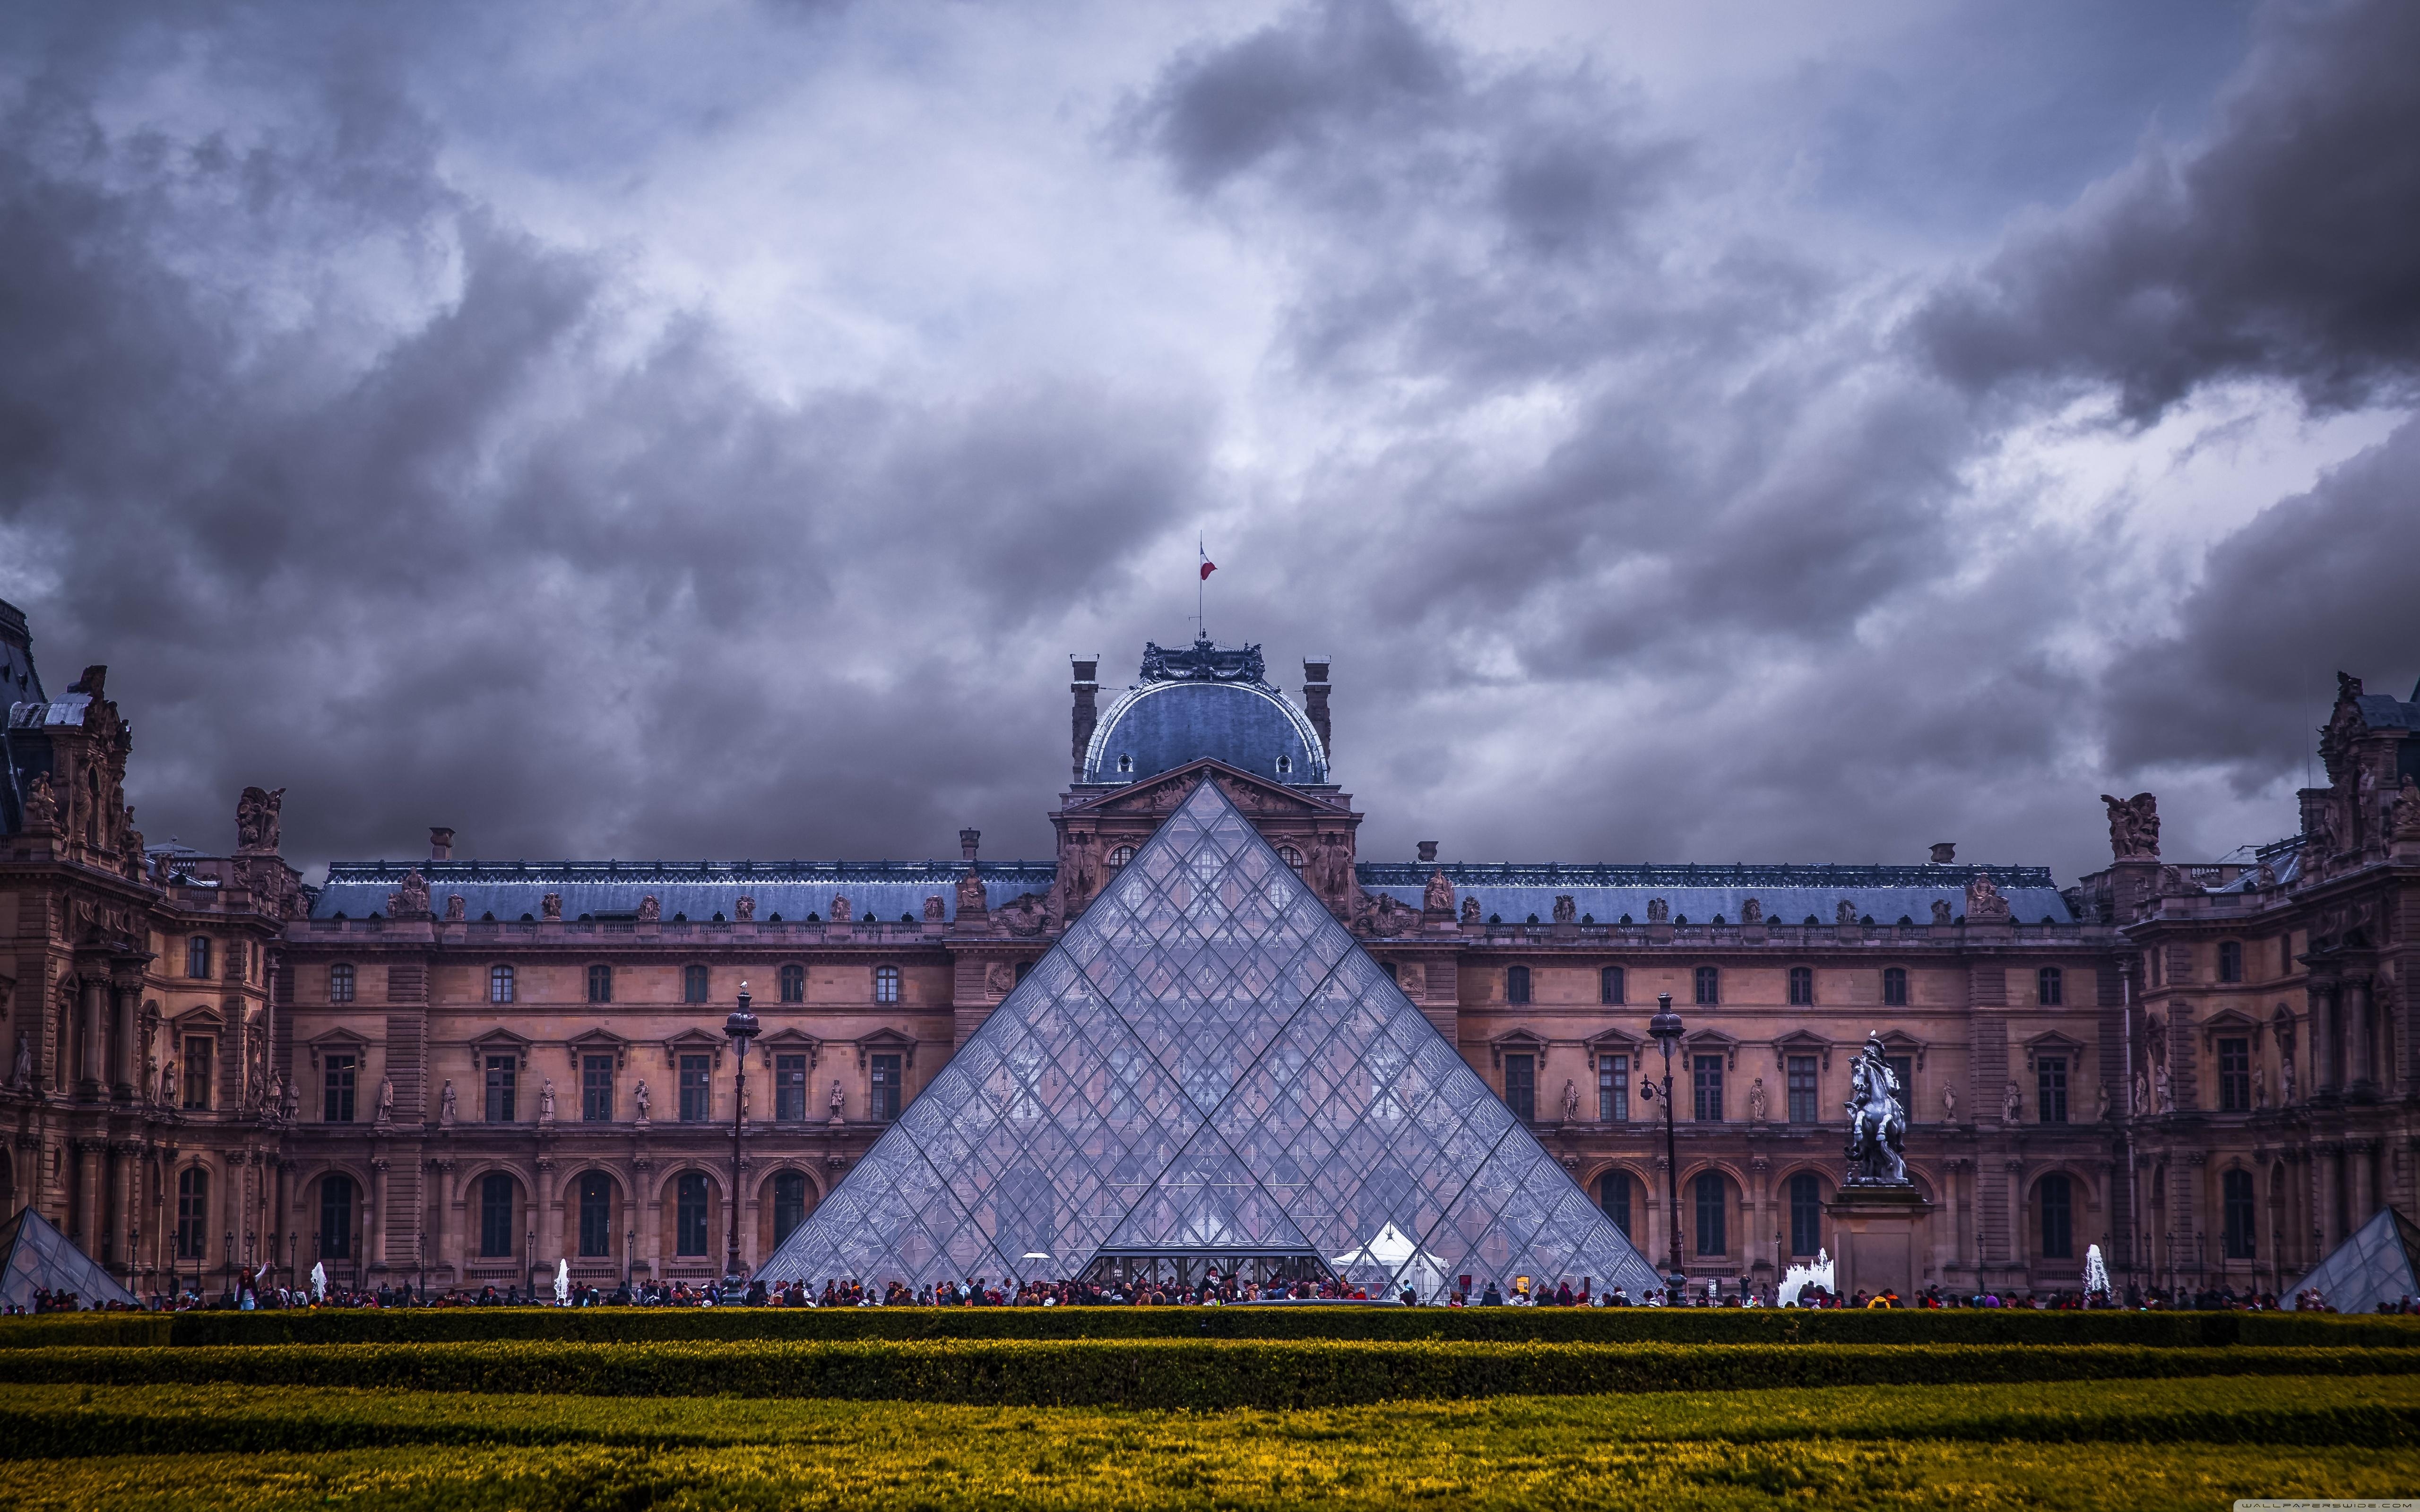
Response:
1356,861,2076,926
309,858,1056,922
1081,638,1329,787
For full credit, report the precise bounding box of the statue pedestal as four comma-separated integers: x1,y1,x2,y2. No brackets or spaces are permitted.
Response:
1826,1186,1935,1302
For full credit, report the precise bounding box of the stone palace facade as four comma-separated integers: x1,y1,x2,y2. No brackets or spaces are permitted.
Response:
3,598,2415,1298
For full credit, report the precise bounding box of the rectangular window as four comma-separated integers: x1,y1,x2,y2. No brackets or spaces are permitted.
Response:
488,965,514,1004
587,964,612,1004
1503,1054,1535,1122
871,1054,902,1120
182,1038,212,1110
2036,1057,2068,1124
2039,967,2064,1005
320,1177,354,1260
1599,1171,1632,1237
776,1054,809,1122
2218,941,2243,983
2218,1038,2251,1112
675,1174,709,1256
1883,967,1908,1006
322,1053,356,1123
1692,1055,1723,1122
186,936,211,979
1787,1056,1818,1124
1599,966,1625,1005
1597,1054,1628,1122
683,965,709,1004
1693,966,1719,1005
328,964,355,1003
1788,966,1813,1006
578,1175,613,1258
582,1055,614,1122
174,1169,208,1260
479,1174,515,1258
1788,1174,1824,1257
2221,1169,2256,1259
1505,966,1530,1005
773,1172,810,1248
1694,1173,1727,1256
2040,1175,2073,1260
679,1054,711,1122
484,1055,516,1123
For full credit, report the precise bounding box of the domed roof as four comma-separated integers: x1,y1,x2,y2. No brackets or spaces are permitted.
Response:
1082,638,1329,786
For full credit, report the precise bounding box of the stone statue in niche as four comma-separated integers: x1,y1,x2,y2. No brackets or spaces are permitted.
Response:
280,1074,299,1121
2094,1080,2111,1122
1966,875,2011,921
265,1069,285,1120
2280,1053,2296,1104
2254,1067,2270,1109
735,894,755,922
1552,895,1577,925
2133,1069,2149,1117
1354,889,1420,937
2100,792,2161,859
444,895,466,922
1747,1076,1768,1123
1423,869,1454,915
1931,899,1953,925
539,1079,556,1121
22,773,57,828
985,961,1016,996
388,869,430,917
923,894,945,923
9,1031,30,1089
637,894,660,924
2002,1079,2022,1123
1740,897,1763,926
1559,1080,1582,1121
1646,898,1670,924
234,785,284,853
632,1079,650,1122
160,1057,177,1106
540,892,563,921
439,1078,458,1126
2154,1063,2174,1113
1460,896,1481,925
376,1074,396,1124
1940,1082,1957,1121
830,895,853,924
997,892,1049,937
2395,776,2420,842
1835,900,1858,927
955,870,987,917
829,1079,847,1124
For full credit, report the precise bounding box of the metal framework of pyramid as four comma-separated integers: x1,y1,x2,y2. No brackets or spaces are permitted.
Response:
758,776,1659,1299
0,1205,139,1312
2292,1206,2420,1314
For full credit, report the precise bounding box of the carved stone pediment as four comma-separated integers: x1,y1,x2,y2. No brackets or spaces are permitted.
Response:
1489,1026,1547,1069
567,1027,632,1070
855,1027,917,1071
1065,759,1344,820
2021,1029,2086,1072
1772,1028,1834,1071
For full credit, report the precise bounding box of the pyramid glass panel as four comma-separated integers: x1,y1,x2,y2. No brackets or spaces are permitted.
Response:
0,1207,139,1312
2291,1207,2420,1316
758,775,1660,1298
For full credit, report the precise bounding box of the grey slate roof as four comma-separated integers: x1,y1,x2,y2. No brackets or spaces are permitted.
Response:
1083,679,1328,787
311,859,1058,922
1356,861,2076,925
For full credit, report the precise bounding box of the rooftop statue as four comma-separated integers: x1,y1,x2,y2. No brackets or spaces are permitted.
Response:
1138,636,1265,685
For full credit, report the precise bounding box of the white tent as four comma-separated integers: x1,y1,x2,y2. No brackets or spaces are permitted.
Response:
1331,1222,1452,1303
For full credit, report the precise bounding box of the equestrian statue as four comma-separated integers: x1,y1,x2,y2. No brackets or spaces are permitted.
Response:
1843,1032,1910,1186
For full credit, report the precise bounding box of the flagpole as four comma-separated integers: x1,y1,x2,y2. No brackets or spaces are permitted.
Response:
1198,533,1205,639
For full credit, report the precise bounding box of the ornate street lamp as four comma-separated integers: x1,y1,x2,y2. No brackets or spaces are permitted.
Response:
1642,993,1686,1294
723,983,760,1296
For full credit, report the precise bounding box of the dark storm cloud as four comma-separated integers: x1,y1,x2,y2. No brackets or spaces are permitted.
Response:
0,44,1204,872
2098,416,2420,784
1914,0,2420,421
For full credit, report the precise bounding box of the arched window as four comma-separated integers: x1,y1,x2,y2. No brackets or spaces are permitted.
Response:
1788,1172,1824,1256
778,965,805,1004
2218,941,2244,983
873,965,902,1005
186,936,212,979
773,1171,811,1248
1882,967,1908,1006
1107,845,1134,871
1598,1171,1632,1237
1693,1172,1728,1256
1275,754,1293,775
586,964,612,1004
320,1174,356,1260
479,1173,516,1258
2038,966,2064,1006
1276,845,1305,870
1693,966,1719,1006
1599,966,1625,1005
578,1172,614,1258
2221,1168,2256,1259
683,965,710,1004
175,1167,208,1260
1505,966,1531,1005
2038,1173,2073,1259
675,1173,710,1256
488,965,515,1004
1116,754,1132,774
1788,967,1814,1006
328,963,355,1004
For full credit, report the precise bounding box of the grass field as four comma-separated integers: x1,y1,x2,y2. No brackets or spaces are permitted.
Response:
0,1319,2412,1509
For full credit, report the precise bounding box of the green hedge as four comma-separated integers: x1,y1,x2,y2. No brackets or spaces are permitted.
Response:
0,1340,2412,1407
6,1305,2412,1349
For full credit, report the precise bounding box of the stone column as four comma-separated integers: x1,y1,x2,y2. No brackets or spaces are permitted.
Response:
637,1161,661,1284
536,1154,559,1280
2351,1142,2377,1231
2345,977,2374,1089
1941,1158,1965,1278
2005,1158,2026,1277
425,1160,452,1288
367,1158,389,1278
72,1139,102,1249
109,1143,136,1273
78,976,106,1099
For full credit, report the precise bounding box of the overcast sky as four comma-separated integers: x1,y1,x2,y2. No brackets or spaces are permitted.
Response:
2,0,2415,881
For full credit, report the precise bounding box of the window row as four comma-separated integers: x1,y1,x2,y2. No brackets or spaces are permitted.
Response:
1505,964,2065,1006
183,936,255,982
326,963,904,1005
461,1052,907,1125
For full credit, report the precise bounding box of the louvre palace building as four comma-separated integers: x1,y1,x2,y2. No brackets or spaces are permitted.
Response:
3,593,2417,1300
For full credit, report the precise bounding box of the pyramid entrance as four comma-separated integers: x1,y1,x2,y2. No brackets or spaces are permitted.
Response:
759,775,1659,1300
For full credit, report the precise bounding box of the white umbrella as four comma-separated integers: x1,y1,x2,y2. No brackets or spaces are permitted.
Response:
554,1258,570,1306
308,1261,326,1303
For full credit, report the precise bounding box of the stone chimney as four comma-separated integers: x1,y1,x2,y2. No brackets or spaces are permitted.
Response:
959,828,981,864
430,827,455,861
1070,657,1099,781
1929,842,1955,865
1417,840,1438,863
1302,658,1331,758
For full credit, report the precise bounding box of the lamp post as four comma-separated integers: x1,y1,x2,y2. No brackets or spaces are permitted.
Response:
1646,992,1685,1294
723,983,760,1297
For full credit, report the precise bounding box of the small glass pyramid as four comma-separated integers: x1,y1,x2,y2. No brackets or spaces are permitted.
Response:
2292,1206,2420,1314
0,1204,139,1311
759,775,1660,1299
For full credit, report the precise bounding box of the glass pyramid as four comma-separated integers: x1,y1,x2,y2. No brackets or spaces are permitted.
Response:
0,1205,139,1311
758,776,1660,1300
2292,1206,2420,1314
